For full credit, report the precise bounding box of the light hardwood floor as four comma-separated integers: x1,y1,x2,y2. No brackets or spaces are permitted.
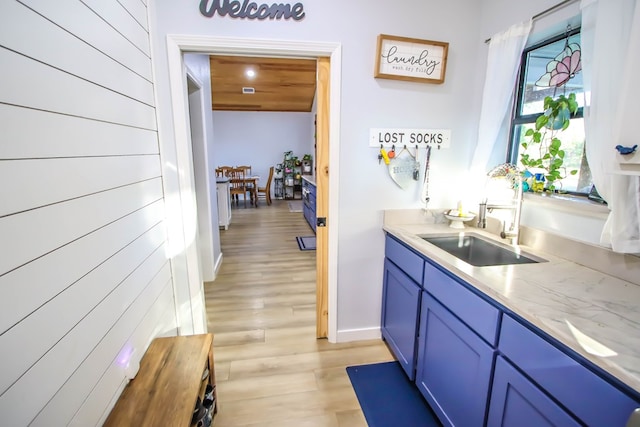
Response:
205,200,394,427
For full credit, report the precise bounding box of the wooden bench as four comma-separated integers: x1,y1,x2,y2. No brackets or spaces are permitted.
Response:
104,333,216,426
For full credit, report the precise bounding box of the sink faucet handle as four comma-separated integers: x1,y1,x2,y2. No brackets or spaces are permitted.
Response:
478,200,488,228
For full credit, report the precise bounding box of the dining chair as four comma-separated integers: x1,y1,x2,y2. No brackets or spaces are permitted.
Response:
237,165,254,204
237,165,252,175
218,166,234,177
256,166,274,206
228,167,248,207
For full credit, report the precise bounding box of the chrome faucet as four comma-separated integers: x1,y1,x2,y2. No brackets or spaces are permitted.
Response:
477,164,523,243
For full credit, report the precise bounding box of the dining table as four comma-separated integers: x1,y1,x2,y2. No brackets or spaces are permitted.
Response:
230,175,260,207
245,175,260,207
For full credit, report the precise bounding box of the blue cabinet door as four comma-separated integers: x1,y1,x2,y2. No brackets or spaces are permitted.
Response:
302,200,315,232
416,292,494,427
500,315,640,427
488,356,581,427
309,191,316,233
302,180,316,233
381,258,422,380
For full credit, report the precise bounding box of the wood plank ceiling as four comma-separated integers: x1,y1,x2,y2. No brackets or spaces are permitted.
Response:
209,55,317,112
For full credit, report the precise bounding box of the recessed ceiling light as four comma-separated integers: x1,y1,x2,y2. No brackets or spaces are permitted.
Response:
246,69,256,78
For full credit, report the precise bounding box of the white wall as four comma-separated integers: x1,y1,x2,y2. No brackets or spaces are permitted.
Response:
185,54,222,282
479,0,580,40
213,111,315,182
0,1,177,425
149,0,485,341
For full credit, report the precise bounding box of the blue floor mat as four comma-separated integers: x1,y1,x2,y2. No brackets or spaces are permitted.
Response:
346,361,441,427
296,236,316,251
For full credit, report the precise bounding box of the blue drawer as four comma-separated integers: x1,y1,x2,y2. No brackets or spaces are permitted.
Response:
423,260,499,346
500,314,640,426
385,235,424,285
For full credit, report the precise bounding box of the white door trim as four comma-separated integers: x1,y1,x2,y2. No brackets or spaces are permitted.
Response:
164,35,341,342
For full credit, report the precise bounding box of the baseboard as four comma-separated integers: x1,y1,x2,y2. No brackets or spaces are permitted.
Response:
335,326,381,343
213,252,223,280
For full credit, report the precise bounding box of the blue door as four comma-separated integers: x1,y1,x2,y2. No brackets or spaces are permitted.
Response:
381,258,421,379
487,356,581,427
416,292,494,427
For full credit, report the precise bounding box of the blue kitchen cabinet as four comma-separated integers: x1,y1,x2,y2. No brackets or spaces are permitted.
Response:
499,314,640,427
416,292,495,427
488,356,581,427
381,235,425,379
381,235,640,427
423,260,500,346
302,178,316,233
381,258,422,379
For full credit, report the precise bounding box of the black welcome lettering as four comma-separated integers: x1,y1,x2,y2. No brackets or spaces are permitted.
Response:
199,0,305,20
256,3,270,18
200,0,221,17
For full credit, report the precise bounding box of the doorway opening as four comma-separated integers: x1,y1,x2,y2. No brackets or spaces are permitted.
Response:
165,35,341,342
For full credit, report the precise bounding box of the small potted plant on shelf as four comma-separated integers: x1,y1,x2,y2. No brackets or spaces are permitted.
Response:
519,92,579,192
301,154,312,175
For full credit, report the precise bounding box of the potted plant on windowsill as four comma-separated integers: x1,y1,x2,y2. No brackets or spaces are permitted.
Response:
519,92,579,192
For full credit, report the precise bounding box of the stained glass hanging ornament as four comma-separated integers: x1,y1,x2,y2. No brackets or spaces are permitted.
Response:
535,27,582,88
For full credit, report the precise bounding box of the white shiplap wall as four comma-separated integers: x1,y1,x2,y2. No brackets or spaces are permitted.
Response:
0,1,177,425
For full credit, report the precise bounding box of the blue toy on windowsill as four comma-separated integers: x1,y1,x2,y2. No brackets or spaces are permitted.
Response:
615,144,638,155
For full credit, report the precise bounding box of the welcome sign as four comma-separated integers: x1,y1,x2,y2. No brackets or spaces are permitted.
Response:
199,0,305,20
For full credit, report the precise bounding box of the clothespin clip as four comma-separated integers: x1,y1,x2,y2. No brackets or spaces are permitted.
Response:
379,145,390,165
388,144,395,159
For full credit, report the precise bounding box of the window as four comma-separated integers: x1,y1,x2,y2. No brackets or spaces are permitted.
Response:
508,28,593,194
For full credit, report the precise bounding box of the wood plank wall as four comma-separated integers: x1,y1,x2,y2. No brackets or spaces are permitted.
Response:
0,1,177,425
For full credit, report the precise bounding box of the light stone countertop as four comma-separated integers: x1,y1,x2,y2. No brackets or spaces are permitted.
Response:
383,209,640,395
301,175,316,186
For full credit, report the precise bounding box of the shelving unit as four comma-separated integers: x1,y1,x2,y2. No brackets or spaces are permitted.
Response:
283,155,301,199
104,334,216,427
274,176,284,200
274,152,312,200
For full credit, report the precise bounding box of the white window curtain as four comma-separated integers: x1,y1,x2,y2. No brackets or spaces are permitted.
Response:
581,0,640,253
469,21,532,177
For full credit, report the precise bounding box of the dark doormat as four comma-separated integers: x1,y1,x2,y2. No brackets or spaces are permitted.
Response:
346,361,441,427
296,236,316,251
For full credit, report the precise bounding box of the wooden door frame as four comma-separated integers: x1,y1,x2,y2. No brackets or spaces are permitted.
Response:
164,35,341,342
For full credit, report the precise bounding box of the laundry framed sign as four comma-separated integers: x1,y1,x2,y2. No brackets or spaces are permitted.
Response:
374,34,449,84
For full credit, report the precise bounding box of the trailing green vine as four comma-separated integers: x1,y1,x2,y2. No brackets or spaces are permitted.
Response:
520,93,579,191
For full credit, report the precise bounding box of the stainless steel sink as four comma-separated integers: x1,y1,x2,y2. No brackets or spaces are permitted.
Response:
421,234,546,267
